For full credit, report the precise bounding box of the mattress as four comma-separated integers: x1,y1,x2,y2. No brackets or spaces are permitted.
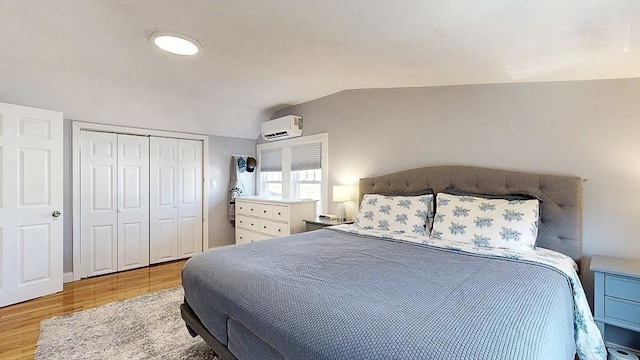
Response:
182,228,577,360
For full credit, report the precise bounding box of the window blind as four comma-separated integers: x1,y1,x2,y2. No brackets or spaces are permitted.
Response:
291,142,322,171
260,148,282,172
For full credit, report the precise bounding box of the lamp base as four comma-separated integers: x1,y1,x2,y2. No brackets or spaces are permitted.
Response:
336,202,347,221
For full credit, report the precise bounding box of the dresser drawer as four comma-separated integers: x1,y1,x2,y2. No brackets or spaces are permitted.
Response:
236,228,259,244
236,201,258,216
605,274,640,302
260,219,290,237
236,215,259,232
605,297,640,326
271,205,289,222
259,204,273,219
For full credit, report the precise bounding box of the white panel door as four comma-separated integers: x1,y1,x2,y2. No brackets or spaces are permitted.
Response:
117,134,149,271
0,103,63,307
149,137,178,264
80,131,118,277
177,139,203,258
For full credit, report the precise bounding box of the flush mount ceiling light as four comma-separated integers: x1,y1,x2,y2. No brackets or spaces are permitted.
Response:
150,31,201,56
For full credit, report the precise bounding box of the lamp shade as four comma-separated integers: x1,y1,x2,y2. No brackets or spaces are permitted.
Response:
333,185,354,202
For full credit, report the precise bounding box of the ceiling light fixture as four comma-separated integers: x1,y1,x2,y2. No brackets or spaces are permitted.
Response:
150,31,201,56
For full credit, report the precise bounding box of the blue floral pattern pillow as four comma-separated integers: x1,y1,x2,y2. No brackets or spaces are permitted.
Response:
430,193,539,251
354,194,434,236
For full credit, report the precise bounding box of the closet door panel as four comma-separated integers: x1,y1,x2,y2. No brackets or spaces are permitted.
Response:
157,218,178,261
117,134,149,271
149,137,178,264
177,139,203,258
80,131,118,277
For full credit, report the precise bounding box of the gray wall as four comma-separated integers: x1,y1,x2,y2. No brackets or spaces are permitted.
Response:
270,78,640,303
62,125,256,273
207,135,256,248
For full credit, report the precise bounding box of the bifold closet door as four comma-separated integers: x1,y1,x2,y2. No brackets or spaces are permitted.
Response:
177,139,203,258
117,134,150,271
149,137,179,264
80,131,118,277
81,132,149,277
150,138,203,263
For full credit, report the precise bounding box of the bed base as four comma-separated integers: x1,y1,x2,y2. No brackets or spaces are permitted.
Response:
180,301,238,360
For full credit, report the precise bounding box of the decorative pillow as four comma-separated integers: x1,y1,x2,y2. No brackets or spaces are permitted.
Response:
354,193,434,236
430,193,540,251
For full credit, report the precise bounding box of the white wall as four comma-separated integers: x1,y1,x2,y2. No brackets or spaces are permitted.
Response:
270,78,640,302
62,124,255,272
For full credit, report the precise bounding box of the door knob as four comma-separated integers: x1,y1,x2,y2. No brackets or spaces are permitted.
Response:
52,210,61,217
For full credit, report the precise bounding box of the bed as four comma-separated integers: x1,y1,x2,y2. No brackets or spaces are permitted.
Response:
181,165,606,360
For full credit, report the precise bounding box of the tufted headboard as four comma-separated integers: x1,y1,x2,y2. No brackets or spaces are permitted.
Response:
359,165,582,265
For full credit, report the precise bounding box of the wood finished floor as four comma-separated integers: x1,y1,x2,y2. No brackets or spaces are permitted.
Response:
0,259,188,360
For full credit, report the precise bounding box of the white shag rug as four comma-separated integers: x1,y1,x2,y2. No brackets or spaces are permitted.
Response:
35,287,219,360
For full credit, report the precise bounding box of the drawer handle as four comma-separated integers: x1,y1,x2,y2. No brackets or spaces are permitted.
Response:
239,236,243,239
278,229,281,232
251,223,254,226
263,210,267,213
277,212,281,215
264,226,267,229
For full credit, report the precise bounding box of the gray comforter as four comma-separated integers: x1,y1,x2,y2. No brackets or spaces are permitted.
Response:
182,228,575,360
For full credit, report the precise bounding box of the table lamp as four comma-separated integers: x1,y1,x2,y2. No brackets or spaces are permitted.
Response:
333,185,353,221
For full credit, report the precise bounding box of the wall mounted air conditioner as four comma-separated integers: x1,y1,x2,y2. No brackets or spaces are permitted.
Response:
261,115,302,141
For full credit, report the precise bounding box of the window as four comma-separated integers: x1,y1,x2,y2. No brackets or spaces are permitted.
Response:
262,171,283,196
257,133,328,213
259,148,283,196
293,169,322,212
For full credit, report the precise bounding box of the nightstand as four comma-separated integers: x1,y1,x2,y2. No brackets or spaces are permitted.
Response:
304,218,354,231
590,255,640,351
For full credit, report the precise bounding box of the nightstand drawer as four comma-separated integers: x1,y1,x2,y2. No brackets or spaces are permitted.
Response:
606,274,640,302
605,297,640,326
306,222,327,231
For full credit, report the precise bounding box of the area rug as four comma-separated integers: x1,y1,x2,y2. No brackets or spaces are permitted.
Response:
35,287,218,359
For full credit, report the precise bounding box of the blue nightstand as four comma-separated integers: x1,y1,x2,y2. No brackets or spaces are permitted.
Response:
590,255,640,352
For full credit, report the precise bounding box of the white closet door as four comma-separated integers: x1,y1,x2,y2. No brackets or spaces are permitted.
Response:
0,103,64,307
80,131,118,277
149,137,178,264
117,134,149,271
177,139,203,258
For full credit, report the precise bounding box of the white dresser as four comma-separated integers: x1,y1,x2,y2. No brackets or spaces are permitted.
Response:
235,196,317,244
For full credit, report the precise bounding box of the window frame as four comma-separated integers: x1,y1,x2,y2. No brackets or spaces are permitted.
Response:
257,133,329,213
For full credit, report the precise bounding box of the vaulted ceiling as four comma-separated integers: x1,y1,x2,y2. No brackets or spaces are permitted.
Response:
1,1,638,139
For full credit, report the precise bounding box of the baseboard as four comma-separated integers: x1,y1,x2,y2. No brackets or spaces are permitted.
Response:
63,272,75,283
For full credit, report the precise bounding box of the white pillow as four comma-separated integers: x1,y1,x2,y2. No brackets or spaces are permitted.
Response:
354,194,434,236
430,193,539,251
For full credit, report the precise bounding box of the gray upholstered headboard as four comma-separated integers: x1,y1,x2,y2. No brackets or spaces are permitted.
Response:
359,165,582,265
